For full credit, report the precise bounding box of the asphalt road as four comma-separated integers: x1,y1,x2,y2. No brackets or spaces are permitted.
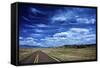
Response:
20,50,61,64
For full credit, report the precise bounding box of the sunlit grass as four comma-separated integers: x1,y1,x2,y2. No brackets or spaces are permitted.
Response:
19,46,96,62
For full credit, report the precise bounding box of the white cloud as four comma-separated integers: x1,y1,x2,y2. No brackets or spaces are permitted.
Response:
40,37,67,47
52,16,66,22
30,34,42,37
53,32,71,38
35,29,43,32
37,24,47,27
19,37,23,40
42,28,96,46
54,28,89,38
90,18,96,24
51,9,96,24
30,8,41,14
19,27,96,47
25,37,33,40
51,10,75,23
36,24,57,29
19,37,41,46
75,15,80,18
70,28,89,34
76,18,96,24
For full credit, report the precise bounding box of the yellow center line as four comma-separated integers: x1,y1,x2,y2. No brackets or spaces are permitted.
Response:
34,53,39,63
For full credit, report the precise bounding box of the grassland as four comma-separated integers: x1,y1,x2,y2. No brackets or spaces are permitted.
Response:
19,45,96,62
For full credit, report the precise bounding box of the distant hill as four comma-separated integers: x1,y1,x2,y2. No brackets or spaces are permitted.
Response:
62,44,96,48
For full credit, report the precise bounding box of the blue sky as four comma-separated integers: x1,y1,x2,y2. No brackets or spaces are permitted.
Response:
19,4,96,47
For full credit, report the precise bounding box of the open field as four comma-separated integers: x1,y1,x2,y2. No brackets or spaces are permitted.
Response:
19,45,96,63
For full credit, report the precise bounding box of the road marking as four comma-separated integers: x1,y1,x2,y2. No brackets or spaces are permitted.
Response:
33,51,60,63
48,55,61,62
34,54,39,63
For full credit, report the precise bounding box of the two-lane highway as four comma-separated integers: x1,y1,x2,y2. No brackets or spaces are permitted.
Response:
20,50,61,64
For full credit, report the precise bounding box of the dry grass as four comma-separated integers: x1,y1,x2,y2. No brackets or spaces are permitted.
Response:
19,46,96,62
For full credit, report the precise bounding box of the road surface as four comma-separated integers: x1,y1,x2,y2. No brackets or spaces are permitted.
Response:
20,50,61,64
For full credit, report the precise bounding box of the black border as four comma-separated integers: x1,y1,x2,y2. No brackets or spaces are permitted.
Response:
11,3,18,66
11,2,98,66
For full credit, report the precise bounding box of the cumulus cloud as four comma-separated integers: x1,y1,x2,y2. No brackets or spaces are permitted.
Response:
70,28,89,34
51,10,75,23
19,37,41,46
19,27,96,47
52,15,67,22
54,28,89,38
53,32,70,38
51,8,96,25
40,37,67,47
19,7,96,47
41,28,96,47
76,18,96,24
